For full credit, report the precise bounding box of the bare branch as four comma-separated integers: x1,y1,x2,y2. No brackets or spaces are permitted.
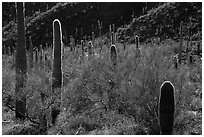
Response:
5,103,40,125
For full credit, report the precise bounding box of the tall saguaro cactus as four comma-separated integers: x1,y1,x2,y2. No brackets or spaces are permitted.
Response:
159,81,175,135
50,19,63,125
179,21,183,64
15,2,27,120
52,19,63,92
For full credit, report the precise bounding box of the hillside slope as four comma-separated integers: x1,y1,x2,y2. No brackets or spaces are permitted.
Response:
117,2,202,43
2,2,161,49
2,2,201,49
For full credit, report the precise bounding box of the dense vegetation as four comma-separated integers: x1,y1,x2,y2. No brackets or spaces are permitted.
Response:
2,2,202,135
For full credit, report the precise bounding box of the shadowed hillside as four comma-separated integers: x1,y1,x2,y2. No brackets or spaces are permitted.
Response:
3,2,162,49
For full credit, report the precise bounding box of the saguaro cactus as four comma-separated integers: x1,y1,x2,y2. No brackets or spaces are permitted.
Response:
35,49,38,65
39,45,43,65
52,19,63,92
135,35,139,49
92,32,95,44
50,19,63,125
189,55,193,65
109,25,112,45
70,36,75,52
81,40,85,57
15,2,27,120
179,21,183,64
115,32,118,43
112,32,115,44
173,55,178,69
197,31,201,56
29,36,33,68
13,48,16,63
110,44,117,67
88,41,94,59
159,81,175,135
135,35,140,59
98,20,102,37
112,24,115,33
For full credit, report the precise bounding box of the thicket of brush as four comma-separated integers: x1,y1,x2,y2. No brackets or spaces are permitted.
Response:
2,37,202,134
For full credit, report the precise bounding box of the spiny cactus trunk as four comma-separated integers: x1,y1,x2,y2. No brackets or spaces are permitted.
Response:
81,40,85,58
88,41,93,60
52,19,63,93
70,37,75,52
110,45,117,68
159,81,175,135
112,32,115,44
112,24,115,33
51,19,63,125
109,25,112,45
15,2,27,120
42,48,45,69
135,35,139,49
108,45,118,110
173,55,178,69
13,48,16,64
3,45,5,55
135,35,140,59
98,20,102,37
92,32,95,41
29,36,33,68
115,32,118,43
35,49,38,66
189,55,193,65
179,21,183,64
197,43,200,56
39,45,43,66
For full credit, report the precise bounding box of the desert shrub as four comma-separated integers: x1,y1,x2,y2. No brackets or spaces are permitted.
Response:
2,38,201,135
2,56,16,112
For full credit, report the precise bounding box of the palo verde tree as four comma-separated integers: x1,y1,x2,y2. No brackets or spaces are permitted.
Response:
15,2,27,120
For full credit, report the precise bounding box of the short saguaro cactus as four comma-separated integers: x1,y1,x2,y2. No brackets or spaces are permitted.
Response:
110,44,117,67
159,81,175,135
88,41,94,57
179,21,183,64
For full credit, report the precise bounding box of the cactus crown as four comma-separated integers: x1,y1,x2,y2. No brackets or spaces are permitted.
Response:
53,19,63,47
159,81,175,105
